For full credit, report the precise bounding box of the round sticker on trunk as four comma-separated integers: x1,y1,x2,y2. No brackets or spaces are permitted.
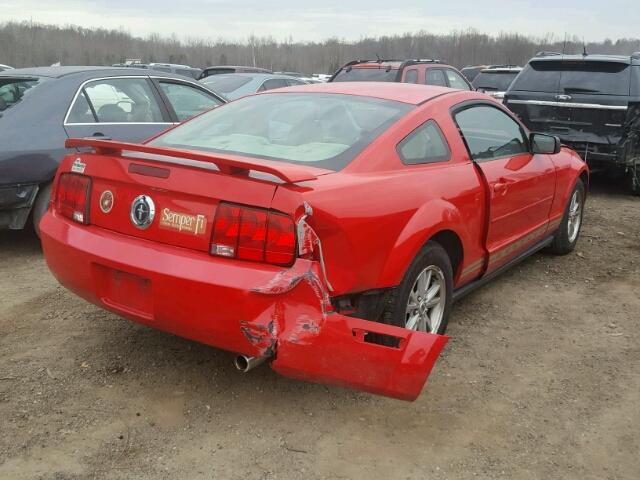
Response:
99,190,114,213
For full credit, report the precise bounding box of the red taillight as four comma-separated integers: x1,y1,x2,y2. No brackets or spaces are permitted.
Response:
265,212,295,265
211,202,295,266
55,173,92,224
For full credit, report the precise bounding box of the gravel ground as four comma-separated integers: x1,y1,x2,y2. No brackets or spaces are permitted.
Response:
0,181,638,480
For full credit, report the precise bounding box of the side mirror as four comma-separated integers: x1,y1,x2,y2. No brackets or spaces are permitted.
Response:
530,132,561,154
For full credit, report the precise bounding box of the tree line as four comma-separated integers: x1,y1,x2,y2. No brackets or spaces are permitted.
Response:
1,20,639,74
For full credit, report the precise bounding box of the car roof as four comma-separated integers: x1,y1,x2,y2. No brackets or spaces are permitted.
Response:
347,59,442,70
263,81,456,105
0,66,194,82
532,54,637,65
479,67,522,73
203,65,271,71
203,73,303,82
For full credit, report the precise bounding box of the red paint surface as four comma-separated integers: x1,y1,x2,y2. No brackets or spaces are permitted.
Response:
41,84,587,400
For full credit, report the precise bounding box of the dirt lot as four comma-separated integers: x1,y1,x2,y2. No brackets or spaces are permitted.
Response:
1,183,638,480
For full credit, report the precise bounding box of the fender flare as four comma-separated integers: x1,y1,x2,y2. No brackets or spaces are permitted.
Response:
376,198,471,287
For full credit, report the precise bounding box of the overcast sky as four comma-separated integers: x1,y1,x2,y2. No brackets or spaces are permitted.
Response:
1,0,637,42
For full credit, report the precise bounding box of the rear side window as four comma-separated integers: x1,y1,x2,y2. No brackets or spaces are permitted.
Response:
158,81,222,121
397,120,450,164
202,74,252,94
404,69,418,84
426,69,447,87
258,79,289,91
0,77,47,111
445,70,471,90
454,104,528,161
67,78,164,124
332,67,398,82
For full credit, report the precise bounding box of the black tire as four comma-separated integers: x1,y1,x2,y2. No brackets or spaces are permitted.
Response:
32,183,52,238
382,241,453,335
548,179,585,255
627,160,640,196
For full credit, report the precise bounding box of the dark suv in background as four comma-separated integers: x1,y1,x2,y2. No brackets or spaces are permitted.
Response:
329,59,472,90
472,65,522,100
504,52,640,193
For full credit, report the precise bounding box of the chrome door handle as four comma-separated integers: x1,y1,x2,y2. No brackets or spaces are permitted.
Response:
555,94,572,101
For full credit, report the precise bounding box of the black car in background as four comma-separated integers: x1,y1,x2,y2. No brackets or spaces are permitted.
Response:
0,66,225,233
460,65,489,82
472,66,522,100
504,53,640,193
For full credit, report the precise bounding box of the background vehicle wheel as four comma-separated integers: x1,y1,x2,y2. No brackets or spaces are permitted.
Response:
32,183,52,238
626,158,640,196
548,179,585,255
382,241,453,335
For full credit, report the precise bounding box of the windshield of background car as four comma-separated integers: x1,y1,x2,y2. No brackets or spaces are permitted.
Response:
0,76,47,110
150,93,413,171
332,67,398,82
511,60,630,95
202,74,253,94
473,72,519,91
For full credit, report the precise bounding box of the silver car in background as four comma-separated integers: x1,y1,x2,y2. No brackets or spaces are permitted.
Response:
200,73,308,100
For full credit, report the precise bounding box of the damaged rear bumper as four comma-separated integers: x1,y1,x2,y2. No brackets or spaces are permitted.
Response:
40,211,447,401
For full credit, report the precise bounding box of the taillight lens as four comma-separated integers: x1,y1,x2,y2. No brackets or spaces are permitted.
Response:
211,202,295,266
55,173,92,224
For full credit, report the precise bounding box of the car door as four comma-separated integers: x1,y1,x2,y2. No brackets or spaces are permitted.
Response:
64,76,173,142
152,78,224,122
453,102,556,271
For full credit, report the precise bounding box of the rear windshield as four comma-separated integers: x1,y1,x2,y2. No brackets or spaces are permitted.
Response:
0,76,47,110
202,74,253,94
473,71,519,92
332,67,398,82
511,60,630,95
150,93,412,171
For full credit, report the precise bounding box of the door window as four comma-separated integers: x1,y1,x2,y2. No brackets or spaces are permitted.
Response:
404,69,418,84
158,81,222,122
397,120,450,164
67,78,164,123
445,70,471,90
454,104,528,161
425,69,447,87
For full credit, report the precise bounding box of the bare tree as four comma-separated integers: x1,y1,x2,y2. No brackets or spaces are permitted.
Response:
1,21,638,74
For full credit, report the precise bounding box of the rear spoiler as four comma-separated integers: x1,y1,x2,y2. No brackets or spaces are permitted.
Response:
65,138,320,184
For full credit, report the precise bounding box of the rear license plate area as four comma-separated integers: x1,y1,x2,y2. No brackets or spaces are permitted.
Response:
94,265,153,319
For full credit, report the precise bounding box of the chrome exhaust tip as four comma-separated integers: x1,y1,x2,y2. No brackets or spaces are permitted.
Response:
234,354,267,373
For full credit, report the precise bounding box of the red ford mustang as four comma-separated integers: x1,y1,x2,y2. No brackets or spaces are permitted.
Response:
40,82,588,401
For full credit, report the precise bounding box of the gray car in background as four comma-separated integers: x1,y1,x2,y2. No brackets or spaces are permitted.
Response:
0,66,225,233
200,73,308,100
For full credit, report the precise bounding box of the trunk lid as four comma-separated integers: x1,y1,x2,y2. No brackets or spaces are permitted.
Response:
66,139,330,252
